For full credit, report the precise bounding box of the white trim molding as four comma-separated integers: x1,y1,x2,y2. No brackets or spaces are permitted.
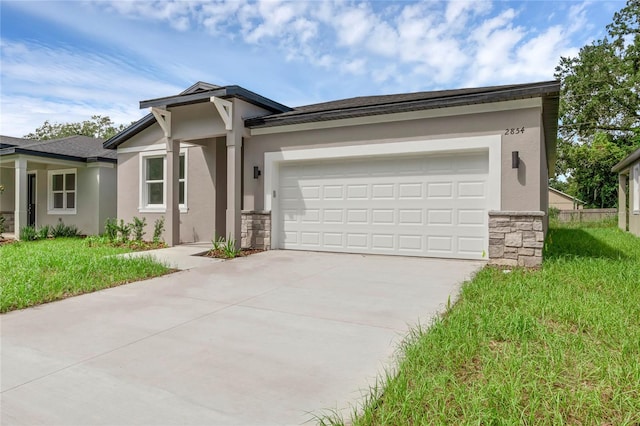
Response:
138,149,189,214
47,168,77,215
264,134,502,250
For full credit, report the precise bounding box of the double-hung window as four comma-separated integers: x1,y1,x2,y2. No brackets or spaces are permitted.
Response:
48,169,76,214
140,151,186,212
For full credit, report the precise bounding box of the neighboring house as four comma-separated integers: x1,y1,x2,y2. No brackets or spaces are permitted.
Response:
612,147,640,236
0,135,117,236
104,80,560,267
548,187,585,210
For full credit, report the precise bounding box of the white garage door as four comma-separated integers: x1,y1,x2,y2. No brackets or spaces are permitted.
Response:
277,151,490,260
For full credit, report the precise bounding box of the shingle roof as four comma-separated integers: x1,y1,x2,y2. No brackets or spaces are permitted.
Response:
246,80,561,128
0,135,116,163
0,135,38,149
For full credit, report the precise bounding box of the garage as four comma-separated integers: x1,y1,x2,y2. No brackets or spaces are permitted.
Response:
277,150,490,260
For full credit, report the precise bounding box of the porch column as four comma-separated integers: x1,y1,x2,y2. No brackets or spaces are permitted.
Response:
166,137,180,246
14,157,27,238
226,127,242,247
619,174,627,231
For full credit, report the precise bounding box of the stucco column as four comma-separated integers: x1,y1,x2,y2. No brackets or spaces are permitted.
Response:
14,157,27,238
226,126,242,248
619,173,627,231
165,137,180,246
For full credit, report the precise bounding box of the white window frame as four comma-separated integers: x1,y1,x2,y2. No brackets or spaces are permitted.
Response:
139,149,188,213
633,163,640,215
47,169,77,215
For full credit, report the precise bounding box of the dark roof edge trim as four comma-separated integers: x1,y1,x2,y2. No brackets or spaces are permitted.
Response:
246,80,560,128
612,147,640,172
139,85,292,113
103,113,155,150
0,147,117,164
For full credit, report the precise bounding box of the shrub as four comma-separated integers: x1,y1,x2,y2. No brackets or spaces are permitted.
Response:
0,215,5,236
131,216,147,242
117,219,131,242
19,226,37,241
548,207,560,220
104,218,118,242
153,217,165,243
36,225,51,240
211,235,241,259
51,222,81,238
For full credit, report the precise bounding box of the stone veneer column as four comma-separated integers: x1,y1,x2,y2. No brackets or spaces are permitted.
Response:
488,211,545,268
241,211,271,250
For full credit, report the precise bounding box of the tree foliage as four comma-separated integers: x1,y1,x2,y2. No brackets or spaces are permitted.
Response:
555,0,639,139
553,0,640,207
24,115,129,141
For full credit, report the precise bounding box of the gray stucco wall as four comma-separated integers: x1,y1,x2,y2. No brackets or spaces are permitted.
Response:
0,167,15,211
630,159,640,237
116,143,218,243
244,107,546,213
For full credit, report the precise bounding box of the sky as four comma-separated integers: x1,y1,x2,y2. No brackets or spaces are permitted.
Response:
0,0,626,138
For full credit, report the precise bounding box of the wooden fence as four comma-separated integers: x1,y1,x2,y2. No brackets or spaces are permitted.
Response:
556,208,617,223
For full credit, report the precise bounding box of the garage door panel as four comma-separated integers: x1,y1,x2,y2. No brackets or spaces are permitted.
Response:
278,151,489,259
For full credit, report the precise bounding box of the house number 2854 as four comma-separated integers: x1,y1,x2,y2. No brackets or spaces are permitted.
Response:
505,127,525,135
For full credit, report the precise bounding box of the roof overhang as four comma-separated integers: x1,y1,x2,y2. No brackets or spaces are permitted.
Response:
0,147,117,164
612,147,640,173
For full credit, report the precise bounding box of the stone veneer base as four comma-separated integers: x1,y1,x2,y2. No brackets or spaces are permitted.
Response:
488,211,545,268
241,210,271,250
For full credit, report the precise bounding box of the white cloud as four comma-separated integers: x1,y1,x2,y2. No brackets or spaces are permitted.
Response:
0,39,181,136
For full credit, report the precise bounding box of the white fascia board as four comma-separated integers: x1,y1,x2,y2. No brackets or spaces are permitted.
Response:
251,98,542,136
264,134,502,249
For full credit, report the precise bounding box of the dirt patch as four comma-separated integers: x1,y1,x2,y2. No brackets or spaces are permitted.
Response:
0,238,16,246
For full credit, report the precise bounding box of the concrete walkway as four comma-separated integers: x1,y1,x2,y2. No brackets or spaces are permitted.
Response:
121,242,223,270
1,251,484,425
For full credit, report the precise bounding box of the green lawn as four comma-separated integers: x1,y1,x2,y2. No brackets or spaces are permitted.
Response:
0,238,171,313
328,225,640,425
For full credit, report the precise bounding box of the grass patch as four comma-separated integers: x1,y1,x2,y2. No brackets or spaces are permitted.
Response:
326,225,640,424
0,238,171,313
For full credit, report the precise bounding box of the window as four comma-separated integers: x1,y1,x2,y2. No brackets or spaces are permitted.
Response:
48,169,76,214
634,163,640,215
140,151,187,212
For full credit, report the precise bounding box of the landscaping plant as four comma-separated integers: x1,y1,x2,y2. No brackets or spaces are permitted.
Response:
131,216,147,242
117,219,131,242
153,216,165,243
104,218,118,242
19,225,37,241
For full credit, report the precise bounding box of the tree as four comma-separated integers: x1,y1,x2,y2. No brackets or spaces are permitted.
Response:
24,115,129,140
553,0,640,207
555,0,639,140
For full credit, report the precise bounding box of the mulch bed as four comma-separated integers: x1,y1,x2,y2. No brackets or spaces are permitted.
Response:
0,238,16,246
203,248,264,259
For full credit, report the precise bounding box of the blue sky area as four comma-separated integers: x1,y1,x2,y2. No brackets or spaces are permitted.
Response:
0,0,625,137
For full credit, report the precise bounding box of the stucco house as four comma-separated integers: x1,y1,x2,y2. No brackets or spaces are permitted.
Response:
0,135,117,236
548,187,585,210
105,80,560,267
612,147,640,236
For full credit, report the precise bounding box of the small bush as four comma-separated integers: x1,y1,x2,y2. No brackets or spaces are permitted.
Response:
211,235,241,259
153,217,165,243
104,218,118,242
19,226,37,241
51,223,81,238
36,225,51,240
117,219,131,242
131,216,147,242
548,206,560,220
0,215,5,236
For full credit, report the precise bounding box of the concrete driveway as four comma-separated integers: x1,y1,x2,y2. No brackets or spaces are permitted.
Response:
1,250,483,425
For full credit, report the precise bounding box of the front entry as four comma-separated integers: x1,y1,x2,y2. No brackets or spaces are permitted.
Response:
27,173,36,227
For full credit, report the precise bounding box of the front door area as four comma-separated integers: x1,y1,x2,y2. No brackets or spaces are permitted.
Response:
27,173,36,227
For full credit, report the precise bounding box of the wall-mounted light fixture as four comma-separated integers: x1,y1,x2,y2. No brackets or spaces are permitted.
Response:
512,151,520,169
253,166,262,179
